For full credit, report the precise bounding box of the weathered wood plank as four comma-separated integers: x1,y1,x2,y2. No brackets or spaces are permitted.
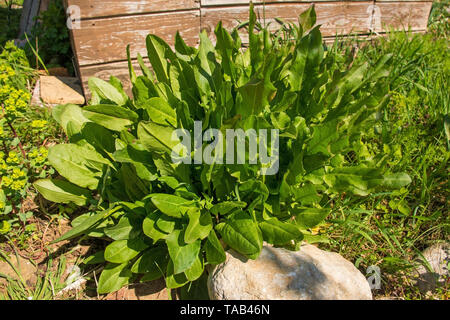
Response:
72,10,200,66
79,60,143,98
201,0,370,6
377,2,432,32
66,0,200,19
201,1,432,42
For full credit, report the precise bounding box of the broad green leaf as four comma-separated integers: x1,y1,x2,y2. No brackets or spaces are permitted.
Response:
165,260,188,289
146,34,176,85
138,122,181,154
97,262,132,294
33,179,90,206
204,229,226,265
184,255,204,282
142,211,169,242
83,250,105,265
53,208,119,243
104,215,141,240
292,207,331,228
131,246,168,277
166,229,201,274
82,105,138,132
52,104,90,136
184,209,213,243
210,201,247,216
104,238,149,264
141,97,177,127
48,144,111,189
216,210,263,259
259,218,303,245
88,78,128,106
150,194,194,218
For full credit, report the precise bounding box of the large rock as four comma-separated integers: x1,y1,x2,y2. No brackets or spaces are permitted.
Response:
414,243,449,293
208,244,372,300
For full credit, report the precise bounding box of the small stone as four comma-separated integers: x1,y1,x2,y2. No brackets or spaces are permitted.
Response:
39,76,85,105
208,244,372,300
414,243,449,293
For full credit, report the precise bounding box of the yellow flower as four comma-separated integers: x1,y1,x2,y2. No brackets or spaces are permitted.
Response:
31,120,47,129
11,179,26,191
11,168,25,179
1,176,13,188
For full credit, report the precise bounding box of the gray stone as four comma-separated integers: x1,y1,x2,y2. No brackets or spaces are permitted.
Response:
208,244,372,300
414,243,449,293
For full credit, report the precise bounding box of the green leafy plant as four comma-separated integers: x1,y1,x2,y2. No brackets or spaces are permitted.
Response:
35,5,411,295
0,42,59,236
27,0,73,73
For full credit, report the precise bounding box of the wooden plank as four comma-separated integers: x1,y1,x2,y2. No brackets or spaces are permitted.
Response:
66,0,200,19
201,0,370,6
376,2,432,32
79,60,143,98
201,1,432,42
72,10,200,66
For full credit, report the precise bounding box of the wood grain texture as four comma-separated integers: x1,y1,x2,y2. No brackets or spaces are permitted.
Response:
72,10,200,66
79,60,143,98
66,0,199,19
201,0,370,5
201,1,432,43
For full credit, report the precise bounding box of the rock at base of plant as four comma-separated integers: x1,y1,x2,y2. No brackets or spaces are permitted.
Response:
39,75,85,105
207,244,372,300
414,242,449,294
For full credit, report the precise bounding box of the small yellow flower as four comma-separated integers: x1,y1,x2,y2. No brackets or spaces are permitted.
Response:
1,176,13,188
31,120,48,129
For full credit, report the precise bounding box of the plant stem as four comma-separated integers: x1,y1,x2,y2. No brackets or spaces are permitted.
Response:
7,121,27,160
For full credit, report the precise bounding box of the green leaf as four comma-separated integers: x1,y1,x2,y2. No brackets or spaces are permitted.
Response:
97,262,132,294
216,210,262,259
143,211,169,242
131,246,168,277
166,229,201,274
33,179,90,206
83,250,105,265
138,122,181,154
210,201,247,216
299,4,316,32
204,229,226,265
292,207,330,229
141,97,177,127
150,194,194,218
48,144,111,190
259,218,303,245
52,104,90,137
184,255,204,282
88,78,128,106
104,238,149,264
146,34,176,85
184,209,213,243
54,208,119,243
165,259,188,289
82,105,138,132
104,215,141,240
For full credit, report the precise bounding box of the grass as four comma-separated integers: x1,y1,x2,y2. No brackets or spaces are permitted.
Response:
0,0,448,300
320,1,450,299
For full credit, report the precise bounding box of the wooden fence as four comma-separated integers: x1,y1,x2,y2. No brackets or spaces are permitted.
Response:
63,0,433,97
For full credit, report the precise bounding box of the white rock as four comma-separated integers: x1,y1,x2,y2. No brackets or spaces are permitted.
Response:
415,243,449,293
208,244,372,300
